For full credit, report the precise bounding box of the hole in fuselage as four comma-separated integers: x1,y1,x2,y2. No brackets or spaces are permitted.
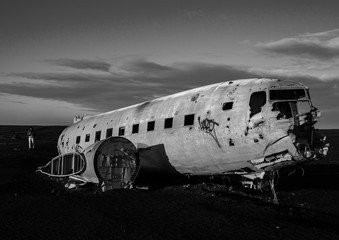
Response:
95,137,139,190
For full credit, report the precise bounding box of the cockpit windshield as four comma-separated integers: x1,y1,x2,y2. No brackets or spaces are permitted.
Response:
270,88,312,122
270,89,306,100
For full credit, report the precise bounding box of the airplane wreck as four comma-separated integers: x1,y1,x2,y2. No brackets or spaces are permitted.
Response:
37,78,329,192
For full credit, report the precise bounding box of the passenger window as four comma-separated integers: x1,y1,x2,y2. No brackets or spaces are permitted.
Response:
132,124,139,134
184,114,195,126
147,121,155,131
272,102,292,119
85,134,90,142
76,136,81,144
164,118,173,129
249,91,266,118
119,127,125,136
222,102,233,111
106,128,113,138
95,131,101,142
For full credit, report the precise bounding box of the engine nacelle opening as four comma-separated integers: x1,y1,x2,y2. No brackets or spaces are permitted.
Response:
37,137,140,191
92,137,140,191
37,152,86,177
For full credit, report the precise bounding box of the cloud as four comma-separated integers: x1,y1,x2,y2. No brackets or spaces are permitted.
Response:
45,58,111,72
2,59,259,112
8,100,26,104
120,59,173,77
8,72,122,84
2,58,339,128
256,29,339,61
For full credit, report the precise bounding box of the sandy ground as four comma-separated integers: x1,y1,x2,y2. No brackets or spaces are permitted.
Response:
0,126,339,240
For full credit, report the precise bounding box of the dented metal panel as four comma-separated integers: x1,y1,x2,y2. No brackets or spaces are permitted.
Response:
41,78,329,191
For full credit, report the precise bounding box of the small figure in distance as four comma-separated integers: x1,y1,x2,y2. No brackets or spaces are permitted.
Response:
27,127,36,150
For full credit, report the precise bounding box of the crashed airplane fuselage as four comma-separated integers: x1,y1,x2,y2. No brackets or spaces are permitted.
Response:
37,78,329,191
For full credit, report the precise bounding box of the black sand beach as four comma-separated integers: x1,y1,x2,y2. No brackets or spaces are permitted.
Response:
1,126,339,240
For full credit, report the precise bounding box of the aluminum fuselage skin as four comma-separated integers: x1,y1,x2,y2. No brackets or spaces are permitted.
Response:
57,78,317,176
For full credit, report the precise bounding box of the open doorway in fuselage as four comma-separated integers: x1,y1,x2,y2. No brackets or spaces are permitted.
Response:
248,91,267,128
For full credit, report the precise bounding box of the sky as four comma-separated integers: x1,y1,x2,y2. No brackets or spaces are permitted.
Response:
1,0,339,128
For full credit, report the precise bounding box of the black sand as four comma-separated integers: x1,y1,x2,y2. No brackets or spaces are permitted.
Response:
1,126,339,240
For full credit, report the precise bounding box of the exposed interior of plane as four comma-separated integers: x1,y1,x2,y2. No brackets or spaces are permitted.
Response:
36,78,329,193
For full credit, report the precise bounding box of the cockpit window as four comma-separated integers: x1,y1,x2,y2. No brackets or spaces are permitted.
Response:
272,102,292,119
249,91,266,118
297,101,311,115
270,89,306,100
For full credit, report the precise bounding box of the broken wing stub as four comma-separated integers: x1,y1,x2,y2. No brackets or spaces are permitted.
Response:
36,137,140,192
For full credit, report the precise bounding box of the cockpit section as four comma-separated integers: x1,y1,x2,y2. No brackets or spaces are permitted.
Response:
270,89,307,101
269,89,315,126
243,86,329,191
246,86,328,173
267,88,328,161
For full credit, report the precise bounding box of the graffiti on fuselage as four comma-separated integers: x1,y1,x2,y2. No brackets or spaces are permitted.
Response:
198,117,219,132
198,117,221,148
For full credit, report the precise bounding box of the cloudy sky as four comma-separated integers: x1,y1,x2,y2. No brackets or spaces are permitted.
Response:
1,0,339,128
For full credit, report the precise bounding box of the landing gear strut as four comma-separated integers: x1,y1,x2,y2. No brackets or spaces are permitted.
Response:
240,170,280,204
268,171,279,204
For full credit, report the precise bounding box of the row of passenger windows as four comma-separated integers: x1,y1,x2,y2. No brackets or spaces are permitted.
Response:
75,101,234,144
76,113,195,144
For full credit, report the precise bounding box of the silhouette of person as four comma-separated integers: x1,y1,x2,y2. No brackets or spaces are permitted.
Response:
27,127,36,150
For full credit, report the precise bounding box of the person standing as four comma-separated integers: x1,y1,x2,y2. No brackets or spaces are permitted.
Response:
27,127,35,150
